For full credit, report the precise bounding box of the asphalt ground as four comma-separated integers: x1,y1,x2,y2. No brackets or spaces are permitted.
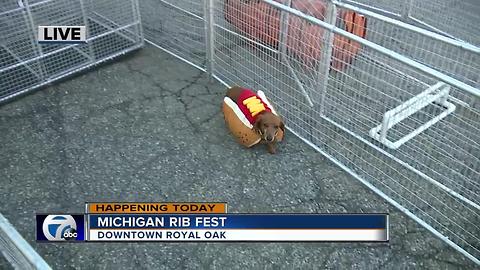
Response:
0,45,477,269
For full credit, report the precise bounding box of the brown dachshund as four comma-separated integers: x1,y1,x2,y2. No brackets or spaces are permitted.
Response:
226,86,285,154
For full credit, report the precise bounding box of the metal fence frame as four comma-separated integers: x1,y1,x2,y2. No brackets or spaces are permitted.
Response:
0,214,51,270
141,0,479,265
1,1,144,268
0,0,144,103
337,0,480,47
332,0,479,93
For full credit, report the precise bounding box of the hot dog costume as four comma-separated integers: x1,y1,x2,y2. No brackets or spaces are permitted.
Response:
222,88,284,147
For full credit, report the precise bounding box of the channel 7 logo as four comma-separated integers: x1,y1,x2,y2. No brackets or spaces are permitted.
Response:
37,214,85,241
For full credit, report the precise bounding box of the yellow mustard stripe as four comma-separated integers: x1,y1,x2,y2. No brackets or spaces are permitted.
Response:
242,96,266,117
242,96,258,105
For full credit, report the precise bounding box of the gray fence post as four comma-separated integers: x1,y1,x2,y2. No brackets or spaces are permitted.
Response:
78,0,95,61
22,0,47,80
317,0,336,115
203,0,215,81
278,0,292,59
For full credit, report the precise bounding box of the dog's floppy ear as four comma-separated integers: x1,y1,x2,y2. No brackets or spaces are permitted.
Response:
254,114,264,135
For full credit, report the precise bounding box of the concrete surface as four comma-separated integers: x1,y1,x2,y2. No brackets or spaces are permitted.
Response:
0,45,477,269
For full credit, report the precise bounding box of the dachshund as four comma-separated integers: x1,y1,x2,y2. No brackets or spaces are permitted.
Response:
226,86,285,154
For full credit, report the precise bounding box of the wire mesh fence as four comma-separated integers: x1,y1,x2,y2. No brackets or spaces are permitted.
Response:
339,0,480,47
0,0,143,103
141,0,479,264
334,1,480,92
140,0,206,70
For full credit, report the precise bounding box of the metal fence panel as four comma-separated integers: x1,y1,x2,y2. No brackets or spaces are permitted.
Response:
333,1,480,92
0,214,51,270
340,0,480,47
139,0,206,71
0,0,143,103
140,0,479,264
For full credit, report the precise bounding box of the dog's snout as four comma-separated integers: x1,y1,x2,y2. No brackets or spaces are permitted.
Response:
266,135,274,142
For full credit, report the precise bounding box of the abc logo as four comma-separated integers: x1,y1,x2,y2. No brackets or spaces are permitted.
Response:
42,215,77,241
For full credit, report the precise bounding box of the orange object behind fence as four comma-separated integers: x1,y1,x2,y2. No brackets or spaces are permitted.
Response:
224,0,367,71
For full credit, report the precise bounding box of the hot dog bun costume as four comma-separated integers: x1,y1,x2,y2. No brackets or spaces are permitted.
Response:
222,88,284,147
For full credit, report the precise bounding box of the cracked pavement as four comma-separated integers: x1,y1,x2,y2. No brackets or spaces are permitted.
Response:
0,45,477,269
